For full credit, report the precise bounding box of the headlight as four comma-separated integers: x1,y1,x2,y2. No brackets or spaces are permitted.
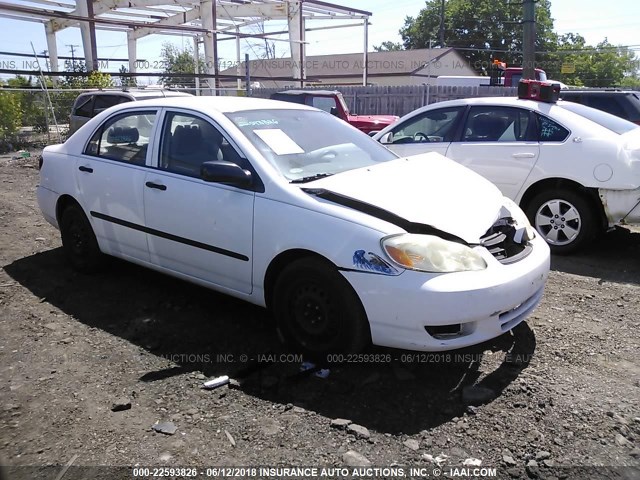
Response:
381,234,487,273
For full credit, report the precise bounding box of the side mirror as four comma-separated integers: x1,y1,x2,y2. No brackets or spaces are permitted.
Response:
330,106,339,117
200,161,253,188
378,132,393,144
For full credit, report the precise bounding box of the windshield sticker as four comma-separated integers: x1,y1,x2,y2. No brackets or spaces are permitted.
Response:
237,119,279,127
353,250,399,275
254,129,304,155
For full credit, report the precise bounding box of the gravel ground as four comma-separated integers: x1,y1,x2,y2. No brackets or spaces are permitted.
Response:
0,151,639,480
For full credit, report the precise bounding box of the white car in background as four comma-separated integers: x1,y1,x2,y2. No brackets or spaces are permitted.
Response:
374,97,640,253
37,97,549,356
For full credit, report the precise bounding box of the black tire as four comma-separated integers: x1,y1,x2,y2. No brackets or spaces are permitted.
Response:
272,257,371,359
525,189,597,254
60,203,105,272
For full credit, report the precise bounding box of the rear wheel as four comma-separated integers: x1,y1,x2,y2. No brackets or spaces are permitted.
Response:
272,257,371,359
60,203,105,272
525,189,596,254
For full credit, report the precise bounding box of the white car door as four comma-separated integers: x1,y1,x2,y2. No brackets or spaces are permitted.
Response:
379,106,464,157
76,109,157,261
143,109,254,294
445,106,540,200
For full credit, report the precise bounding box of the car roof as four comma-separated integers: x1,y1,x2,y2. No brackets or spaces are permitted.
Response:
76,89,192,99
274,90,339,96
561,90,638,96
405,96,559,113
104,95,316,113
377,95,631,138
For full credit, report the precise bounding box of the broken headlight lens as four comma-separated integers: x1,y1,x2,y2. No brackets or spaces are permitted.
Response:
381,234,487,273
500,197,536,242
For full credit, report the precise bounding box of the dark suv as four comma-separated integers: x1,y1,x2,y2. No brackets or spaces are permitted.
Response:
559,90,640,125
68,89,192,135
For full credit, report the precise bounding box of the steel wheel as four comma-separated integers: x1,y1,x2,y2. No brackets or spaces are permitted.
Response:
272,257,371,358
289,280,340,347
60,203,105,272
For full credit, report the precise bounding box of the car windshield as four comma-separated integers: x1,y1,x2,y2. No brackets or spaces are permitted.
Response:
226,109,398,182
558,102,639,135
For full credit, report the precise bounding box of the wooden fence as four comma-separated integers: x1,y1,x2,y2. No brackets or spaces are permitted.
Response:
251,85,519,117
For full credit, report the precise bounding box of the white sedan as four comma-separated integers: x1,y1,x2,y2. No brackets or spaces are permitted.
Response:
374,97,640,253
37,97,549,356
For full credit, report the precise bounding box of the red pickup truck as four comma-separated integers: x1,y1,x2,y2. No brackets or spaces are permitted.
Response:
270,90,398,135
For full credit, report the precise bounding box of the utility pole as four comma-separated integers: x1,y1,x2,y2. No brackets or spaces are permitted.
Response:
439,0,445,47
66,44,80,69
522,0,535,79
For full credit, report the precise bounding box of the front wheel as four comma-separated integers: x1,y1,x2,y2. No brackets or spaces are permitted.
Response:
60,203,105,272
525,189,597,254
272,257,371,359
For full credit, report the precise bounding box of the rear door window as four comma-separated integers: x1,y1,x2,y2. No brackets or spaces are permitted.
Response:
85,111,157,164
462,106,532,142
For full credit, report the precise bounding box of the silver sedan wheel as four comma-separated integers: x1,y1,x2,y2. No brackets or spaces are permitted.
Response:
534,198,582,246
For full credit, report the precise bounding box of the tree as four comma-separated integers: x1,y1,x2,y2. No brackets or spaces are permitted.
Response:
6,76,44,130
118,65,137,88
63,58,87,88
86,70,113,88
0,82,22,143
620,75,640,88
400,0,556,72
551,35,638,87
373,41,404,52
159,43,201,88
249,20,277,59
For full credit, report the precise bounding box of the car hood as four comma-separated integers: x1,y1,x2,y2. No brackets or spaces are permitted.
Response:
304,153,504,243
347,114,399,126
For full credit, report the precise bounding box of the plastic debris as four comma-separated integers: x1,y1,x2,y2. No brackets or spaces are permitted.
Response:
224,429,236,447
299,361,330,379
299,361,316,372
202,375,230,390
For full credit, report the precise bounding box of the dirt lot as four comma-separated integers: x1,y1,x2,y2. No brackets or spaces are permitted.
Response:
0,151,639,480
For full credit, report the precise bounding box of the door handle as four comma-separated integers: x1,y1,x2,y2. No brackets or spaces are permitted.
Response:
145,181,167,191
78,165,93,173
511,153,536,159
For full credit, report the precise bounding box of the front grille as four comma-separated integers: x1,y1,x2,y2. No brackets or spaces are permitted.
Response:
480,217,532,264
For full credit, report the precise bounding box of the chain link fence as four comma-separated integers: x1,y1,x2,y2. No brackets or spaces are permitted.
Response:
0,85,250,152
0,87,79,152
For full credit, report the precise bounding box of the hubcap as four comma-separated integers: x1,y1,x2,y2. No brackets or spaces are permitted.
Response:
534,199,581,246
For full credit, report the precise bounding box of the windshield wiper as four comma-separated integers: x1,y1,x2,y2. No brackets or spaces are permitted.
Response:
290,173,334,184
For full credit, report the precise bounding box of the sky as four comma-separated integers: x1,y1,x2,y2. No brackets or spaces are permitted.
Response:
0,0,639,84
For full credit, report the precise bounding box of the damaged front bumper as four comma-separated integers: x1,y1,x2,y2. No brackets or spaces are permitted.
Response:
341,234,550,352
599,187,640,226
